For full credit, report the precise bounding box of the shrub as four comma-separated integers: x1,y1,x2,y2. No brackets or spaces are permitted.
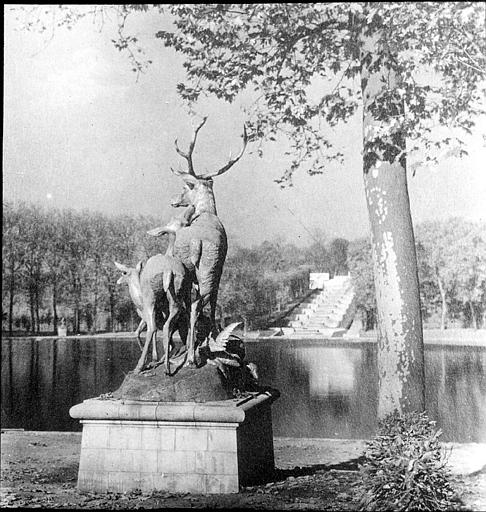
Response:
358,411,457,511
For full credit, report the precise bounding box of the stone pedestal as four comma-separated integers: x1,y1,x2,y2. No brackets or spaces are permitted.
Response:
69,391,279,494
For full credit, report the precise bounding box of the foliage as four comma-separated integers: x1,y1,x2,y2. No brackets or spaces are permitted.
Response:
1,201,161,334
4,200,484,334
358,411,457,511
2,201,326,334
416,218,486,328
156,3,485,183
328,237,349,276
349,219,486,331
348,237,377,331
219,242,311,331
12,4,486,184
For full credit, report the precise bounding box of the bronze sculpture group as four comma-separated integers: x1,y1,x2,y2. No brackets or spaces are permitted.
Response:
115,117,255,388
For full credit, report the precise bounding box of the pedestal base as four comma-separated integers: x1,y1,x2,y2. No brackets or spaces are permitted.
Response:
69,391,279,494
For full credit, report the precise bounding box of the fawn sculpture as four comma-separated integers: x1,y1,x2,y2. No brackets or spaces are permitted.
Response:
116,208,193,374
167,116,247,368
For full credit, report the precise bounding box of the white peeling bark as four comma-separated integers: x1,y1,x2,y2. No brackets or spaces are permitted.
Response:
361,29,425,418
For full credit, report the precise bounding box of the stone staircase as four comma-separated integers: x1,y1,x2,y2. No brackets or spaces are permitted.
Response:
285,276,355,337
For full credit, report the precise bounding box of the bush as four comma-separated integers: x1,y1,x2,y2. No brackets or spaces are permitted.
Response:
358,411,457,511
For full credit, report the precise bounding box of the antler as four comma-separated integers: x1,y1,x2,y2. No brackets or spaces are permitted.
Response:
202,125,248,179
173,116,208,177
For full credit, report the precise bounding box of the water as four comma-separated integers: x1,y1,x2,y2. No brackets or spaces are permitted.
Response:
246,339,486,442
1,337,485,442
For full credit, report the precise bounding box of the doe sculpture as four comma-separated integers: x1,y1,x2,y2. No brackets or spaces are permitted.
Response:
115,207,193,374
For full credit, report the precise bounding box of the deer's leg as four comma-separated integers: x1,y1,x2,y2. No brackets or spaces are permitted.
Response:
177,311,190,347
133,310,155,374
185,297,202,367
151,329,158,364
134,319,146,351
209,292,220,338
177,284,192,347
162,298,180,376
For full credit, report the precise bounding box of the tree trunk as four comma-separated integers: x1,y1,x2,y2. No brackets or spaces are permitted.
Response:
361,28,425,418
436,269,448,330
34,282,41,334
242,315,249,335
91,272,100,334
73,291,81,334
469,301,478,329
52,282,58,333
109,294,116,333
8,263,15,336
91,294,98,335
29,286,36,335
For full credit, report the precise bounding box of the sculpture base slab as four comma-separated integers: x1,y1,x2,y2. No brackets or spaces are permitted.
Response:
69,391,279,494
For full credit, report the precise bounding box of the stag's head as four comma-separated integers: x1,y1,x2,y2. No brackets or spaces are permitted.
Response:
170,175,213,209
170,117,247,211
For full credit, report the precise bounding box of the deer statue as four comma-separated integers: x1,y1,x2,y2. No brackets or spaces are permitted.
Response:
115,207,193,374
115,260,146,352
165,116,247,368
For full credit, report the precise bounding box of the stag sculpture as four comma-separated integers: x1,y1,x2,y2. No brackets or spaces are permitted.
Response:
167,116,247,367
116,208,193,374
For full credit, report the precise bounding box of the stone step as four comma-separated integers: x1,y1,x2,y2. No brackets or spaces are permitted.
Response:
312,307,337,314
279,278,355,330
291,330,322,336
288,321,303,328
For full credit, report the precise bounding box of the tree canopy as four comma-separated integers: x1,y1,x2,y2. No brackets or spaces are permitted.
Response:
15,3,486,184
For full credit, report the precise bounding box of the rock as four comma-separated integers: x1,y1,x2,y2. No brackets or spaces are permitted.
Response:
112,364,230,402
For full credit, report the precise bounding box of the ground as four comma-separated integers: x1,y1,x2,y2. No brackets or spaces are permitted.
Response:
1,431,485,510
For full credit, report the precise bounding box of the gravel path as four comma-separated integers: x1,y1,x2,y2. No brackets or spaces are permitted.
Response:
1,431,485,510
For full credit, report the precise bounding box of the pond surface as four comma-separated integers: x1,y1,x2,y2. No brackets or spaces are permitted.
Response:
1,337,485,442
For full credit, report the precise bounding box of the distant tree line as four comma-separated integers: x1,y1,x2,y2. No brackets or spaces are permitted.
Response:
2,201,349,335
349,218,486,330
4,202,483,335
3,201,163,335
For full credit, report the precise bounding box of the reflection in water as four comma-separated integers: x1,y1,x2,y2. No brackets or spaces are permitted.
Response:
1,337,485,442
245,340,378,439
293,346,359,396
1,338,139,432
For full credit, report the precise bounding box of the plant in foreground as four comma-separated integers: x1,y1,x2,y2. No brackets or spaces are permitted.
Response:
358,411,458,511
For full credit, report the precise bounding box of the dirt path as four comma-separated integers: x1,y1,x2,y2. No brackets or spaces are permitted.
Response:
1,431,485,510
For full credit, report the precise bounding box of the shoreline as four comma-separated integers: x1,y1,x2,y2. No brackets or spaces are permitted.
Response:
3,327,486,348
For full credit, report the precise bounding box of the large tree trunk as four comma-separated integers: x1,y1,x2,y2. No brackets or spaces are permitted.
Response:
361,28,425,418
436,269,448,330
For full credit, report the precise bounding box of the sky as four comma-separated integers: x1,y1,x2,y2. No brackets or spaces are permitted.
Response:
3,5,486,248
